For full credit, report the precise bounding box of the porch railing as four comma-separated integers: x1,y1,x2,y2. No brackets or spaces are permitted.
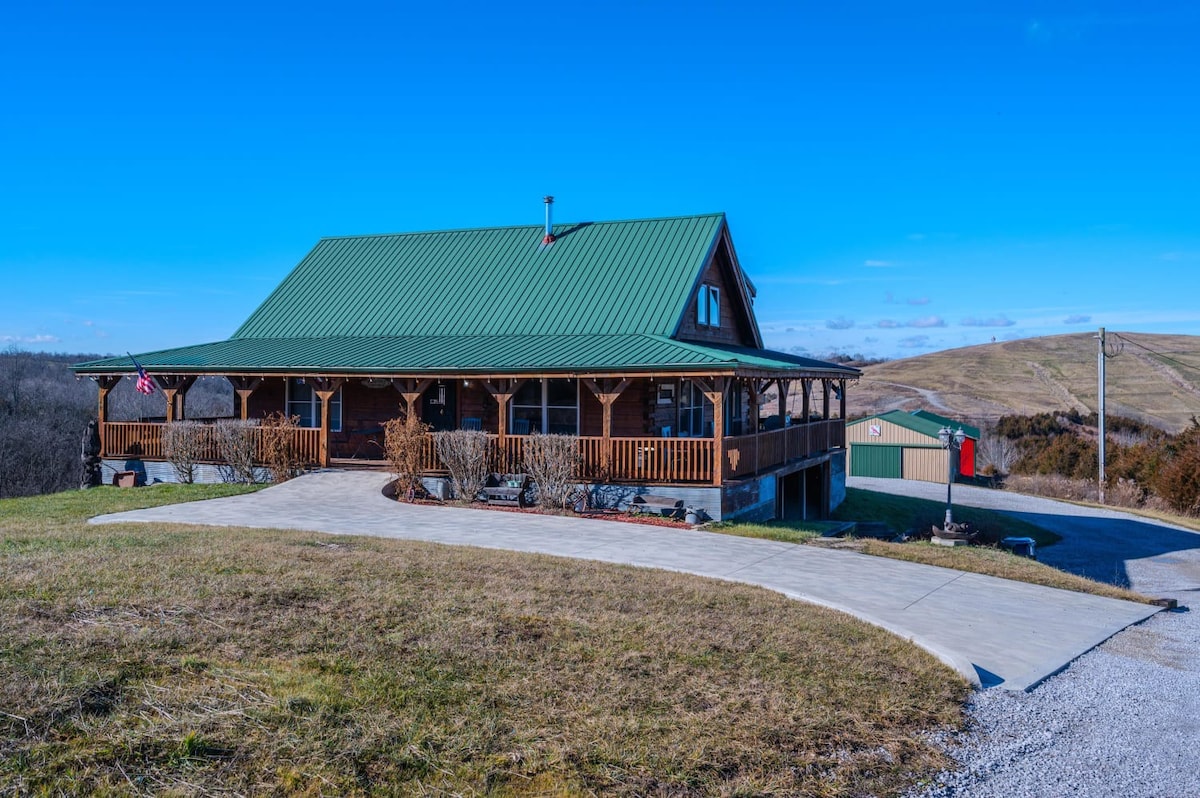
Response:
101,420,845,484
102,422,321,468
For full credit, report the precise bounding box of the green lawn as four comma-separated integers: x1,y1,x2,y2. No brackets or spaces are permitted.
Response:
0,485,968,796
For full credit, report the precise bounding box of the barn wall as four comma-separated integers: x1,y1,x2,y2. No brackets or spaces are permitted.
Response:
902,448,949,483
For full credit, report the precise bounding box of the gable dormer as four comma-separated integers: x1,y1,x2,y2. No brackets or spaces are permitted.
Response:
673,222,762,348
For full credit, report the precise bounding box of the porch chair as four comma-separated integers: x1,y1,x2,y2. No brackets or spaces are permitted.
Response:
462,417,482,431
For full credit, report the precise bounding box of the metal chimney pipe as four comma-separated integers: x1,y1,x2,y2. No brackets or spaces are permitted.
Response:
542,195,556,244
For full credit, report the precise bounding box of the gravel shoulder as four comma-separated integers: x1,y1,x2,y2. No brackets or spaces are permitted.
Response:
847,478,1200,797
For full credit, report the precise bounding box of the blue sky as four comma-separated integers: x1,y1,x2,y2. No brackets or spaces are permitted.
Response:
2,1,1197,360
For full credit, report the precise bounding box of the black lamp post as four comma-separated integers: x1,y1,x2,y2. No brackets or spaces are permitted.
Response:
937,426,967,529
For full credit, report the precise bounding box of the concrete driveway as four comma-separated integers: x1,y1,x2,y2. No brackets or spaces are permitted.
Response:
849,476,1200,602
91,470,1160,691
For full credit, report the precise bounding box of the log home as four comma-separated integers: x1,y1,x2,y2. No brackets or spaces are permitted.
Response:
73,207,859,520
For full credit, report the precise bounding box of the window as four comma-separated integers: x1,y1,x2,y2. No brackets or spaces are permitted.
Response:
678,379,708,437
697,284,720,327
286,379,342,432
511,378,578,434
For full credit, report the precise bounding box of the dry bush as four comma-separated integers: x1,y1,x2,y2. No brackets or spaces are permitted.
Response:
385,412,431,501
433,429,490,502
214,419,259,484
1002,473,1097,503
1107,477,1147,508
259,412,304,483
161,421,206,484
522,433,581,509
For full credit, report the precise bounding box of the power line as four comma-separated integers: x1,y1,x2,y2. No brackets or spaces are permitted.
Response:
1111,332,1200,378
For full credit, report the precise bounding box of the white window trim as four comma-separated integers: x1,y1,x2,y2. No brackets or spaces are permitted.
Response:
286,379,342,432
510,378,579,434
697,284,721,328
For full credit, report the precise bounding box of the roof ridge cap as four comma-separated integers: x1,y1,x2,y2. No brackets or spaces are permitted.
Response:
314,212,727,242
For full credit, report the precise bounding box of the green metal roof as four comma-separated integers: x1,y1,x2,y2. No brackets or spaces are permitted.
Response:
73,335,859,377
848,409,979,440
233,214,726,339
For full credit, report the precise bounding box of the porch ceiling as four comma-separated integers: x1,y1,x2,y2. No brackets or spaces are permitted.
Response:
72,334,860,380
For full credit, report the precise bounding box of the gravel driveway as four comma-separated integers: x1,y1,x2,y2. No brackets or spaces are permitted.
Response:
846,478,1200,797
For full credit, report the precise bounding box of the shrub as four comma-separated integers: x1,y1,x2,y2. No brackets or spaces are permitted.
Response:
385,412,431,502
161,420,206,484
260,412,305,483
433,429,490,502
214,419,259,484
522,433,581,510
1152,420,1200,516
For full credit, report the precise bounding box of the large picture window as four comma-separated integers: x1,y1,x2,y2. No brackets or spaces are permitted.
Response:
286,379,342,432
696,284,720,327
511,378,578,434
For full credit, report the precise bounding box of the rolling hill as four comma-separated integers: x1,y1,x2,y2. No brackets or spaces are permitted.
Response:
825,333,1200,433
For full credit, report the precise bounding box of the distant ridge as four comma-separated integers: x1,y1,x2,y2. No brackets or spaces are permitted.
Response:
830,332,1200,433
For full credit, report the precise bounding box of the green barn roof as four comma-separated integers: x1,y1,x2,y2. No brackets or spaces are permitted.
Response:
848,409,980,440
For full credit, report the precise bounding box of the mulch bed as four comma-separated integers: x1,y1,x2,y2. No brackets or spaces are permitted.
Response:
385,491,693,529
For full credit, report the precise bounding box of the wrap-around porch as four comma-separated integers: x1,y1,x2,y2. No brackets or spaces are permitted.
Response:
94,372,850,486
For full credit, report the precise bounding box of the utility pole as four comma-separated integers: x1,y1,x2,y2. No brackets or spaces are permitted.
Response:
1097,327,1106,504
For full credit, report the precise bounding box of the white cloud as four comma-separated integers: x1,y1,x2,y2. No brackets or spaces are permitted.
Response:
961,315,1016,328
877,319,901,329
898,335,931,348
864,259,894,268
909,316,946,328
1063,314,1091,325
1,334,60,345
825,316,855,330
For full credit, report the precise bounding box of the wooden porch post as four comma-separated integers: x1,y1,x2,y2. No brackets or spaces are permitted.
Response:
311,378,345,467
154,376,196,423
229,376,264,420
801,379,811,423
696,377,728,486
391,378,433,420
583,377,630,478
94,376,119,457
777,379,791,424
822,379,832,420
839,379,846,420
482,378,527,470
749,380,765,433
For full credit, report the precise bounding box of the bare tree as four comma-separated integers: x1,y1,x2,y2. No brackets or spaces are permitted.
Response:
162,421,206,483
978,427,1020,476
260,412,305,483
384,412,431,501
522,433,581,509
433,429,490,502
214,419,259,483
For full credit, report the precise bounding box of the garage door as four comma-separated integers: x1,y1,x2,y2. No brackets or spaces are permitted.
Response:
850,444,902,478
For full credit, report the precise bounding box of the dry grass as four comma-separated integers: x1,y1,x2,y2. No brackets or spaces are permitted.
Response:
844,332,1200,432
0,486,969,796
840,540,1151,604
716,488,1153,605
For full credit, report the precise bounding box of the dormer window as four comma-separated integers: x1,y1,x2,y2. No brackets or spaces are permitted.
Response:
697,284,720,327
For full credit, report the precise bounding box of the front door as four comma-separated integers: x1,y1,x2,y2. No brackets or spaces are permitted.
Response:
423,381,458,432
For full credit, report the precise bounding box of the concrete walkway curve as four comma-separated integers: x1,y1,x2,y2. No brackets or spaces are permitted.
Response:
90,471,1160,691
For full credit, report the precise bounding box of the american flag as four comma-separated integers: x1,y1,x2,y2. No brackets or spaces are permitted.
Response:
129,353,156,396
